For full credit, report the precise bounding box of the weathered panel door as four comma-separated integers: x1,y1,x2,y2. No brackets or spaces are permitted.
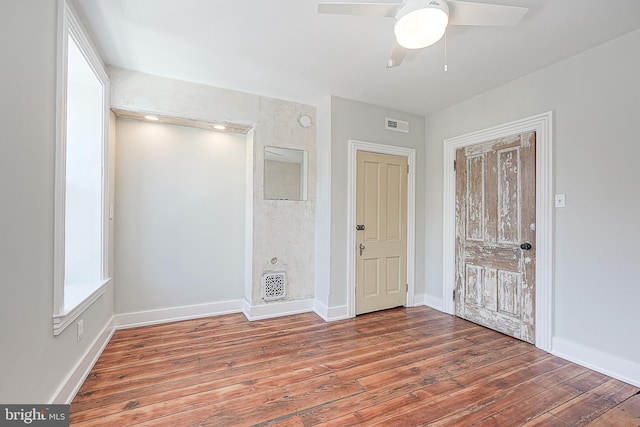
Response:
356,151,408,315
455,132,536,343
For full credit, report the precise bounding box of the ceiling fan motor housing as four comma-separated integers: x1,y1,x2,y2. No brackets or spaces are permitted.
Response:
394,0,450,49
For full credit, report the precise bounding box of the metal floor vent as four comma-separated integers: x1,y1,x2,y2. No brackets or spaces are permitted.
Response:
262,272,286,301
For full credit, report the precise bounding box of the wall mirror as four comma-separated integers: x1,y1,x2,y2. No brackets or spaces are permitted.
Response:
264,146,308,201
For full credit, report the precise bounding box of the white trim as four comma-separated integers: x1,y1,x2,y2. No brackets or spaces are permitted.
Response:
244,129,255,303
425,295,444,312
313,299,330,321
442,111,553,351
115,300,244,329
242,299,315,321
53,279,110,336
53,0,111,334
64,2,108,83
53,0,68,319
412,293,426,307
51,315,116,404
552,337,640,388
347,140,417,318
313,300,350,322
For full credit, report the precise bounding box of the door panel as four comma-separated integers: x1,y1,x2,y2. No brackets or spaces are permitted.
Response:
363,258,380,297
363,161,380,241
497,270,521,316
455,132,536,343
386,163,403,241
356,151,408,315
466,155,485,241
386,256,402,294
497,148,521,244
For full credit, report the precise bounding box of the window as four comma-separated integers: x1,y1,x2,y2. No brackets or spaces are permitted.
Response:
53,1,110,335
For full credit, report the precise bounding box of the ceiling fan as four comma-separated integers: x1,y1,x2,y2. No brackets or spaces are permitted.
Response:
317,0,528,68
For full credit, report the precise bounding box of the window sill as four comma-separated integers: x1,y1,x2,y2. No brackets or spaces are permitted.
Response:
53,278,111,336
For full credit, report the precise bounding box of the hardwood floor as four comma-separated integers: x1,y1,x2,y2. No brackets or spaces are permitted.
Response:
70,307,640,426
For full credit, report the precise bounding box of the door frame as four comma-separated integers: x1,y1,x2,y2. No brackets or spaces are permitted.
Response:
347,140,416,318
442,111,553,351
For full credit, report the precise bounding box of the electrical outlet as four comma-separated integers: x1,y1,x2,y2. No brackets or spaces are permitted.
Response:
77,319,84,342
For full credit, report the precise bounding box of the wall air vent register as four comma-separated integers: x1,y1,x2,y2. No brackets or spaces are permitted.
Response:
262,272,286,301
385,117,410,133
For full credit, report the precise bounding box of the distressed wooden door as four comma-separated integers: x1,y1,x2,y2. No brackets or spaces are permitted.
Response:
356,151,408,315
455,132,536,343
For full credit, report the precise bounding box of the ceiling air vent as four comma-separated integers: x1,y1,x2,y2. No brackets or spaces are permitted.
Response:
385,117,409,133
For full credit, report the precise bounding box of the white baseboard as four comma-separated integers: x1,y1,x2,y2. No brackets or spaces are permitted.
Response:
313,299,330,321
425,295,445,313
51,316,116,404
412,293,426,307
325,304,350,321
115,299,244,329
242,298,315,321
314,300,350,322
552,337,640,388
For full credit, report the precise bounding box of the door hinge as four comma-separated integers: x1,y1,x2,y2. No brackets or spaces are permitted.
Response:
407,164,409,174
453,160,457,171
453,289,456,300
406,283,408,292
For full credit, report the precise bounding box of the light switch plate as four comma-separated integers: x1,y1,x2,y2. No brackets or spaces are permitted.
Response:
555,194,566,208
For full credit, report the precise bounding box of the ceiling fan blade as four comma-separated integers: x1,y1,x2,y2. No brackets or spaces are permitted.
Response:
448,1,528,26
317,2,401,18
386,42,409,68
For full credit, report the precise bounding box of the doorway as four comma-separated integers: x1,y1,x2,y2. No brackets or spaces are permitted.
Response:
355,151,408,314
442,112,553,351
347,140,416,318
455,132,536,343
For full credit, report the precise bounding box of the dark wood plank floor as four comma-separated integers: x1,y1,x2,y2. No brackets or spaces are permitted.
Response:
70,307,640,426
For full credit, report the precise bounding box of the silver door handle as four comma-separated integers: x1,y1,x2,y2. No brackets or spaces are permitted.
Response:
359,243,365,256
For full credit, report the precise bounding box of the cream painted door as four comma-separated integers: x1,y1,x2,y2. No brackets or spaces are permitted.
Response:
356,151,408,315
455,132,536,343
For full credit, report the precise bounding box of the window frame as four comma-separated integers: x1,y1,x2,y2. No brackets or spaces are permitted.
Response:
53,0,111,335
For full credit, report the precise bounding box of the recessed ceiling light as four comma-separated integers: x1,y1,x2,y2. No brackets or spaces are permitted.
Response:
213,124,226,130
144,115,160,121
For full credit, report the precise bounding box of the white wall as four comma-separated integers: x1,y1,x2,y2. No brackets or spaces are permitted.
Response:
425,29,640,382
109,67,316,310
321,96,426,312
114,119,247,313
0,0,115,403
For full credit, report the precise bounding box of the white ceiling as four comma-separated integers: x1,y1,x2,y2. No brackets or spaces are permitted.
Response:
74,0,640,116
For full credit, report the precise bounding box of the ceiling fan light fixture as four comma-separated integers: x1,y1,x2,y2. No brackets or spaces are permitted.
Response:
394,0,449,49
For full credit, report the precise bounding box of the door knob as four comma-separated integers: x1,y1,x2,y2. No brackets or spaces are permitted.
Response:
520,243,532,250
359,243,365,256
